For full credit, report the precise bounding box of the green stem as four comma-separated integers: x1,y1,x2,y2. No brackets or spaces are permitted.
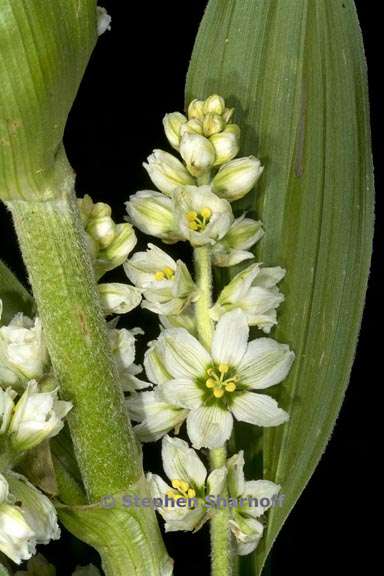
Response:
193,245,214,348
6,192,170,574
193,246,234,576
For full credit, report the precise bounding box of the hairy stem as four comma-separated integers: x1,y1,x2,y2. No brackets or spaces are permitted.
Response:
194,246,234,576
7,191,170,574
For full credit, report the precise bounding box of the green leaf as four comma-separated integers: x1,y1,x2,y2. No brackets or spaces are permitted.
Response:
0,0,97,200
186,1,374,574
0,260,34,323
58,485,174,576
0,564,10,576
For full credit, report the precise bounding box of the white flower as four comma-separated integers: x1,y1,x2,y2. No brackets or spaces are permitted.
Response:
163,112,188,150
210,263,285,332
109,328,147,393
179,133,216,177
125,191,181,243
98,283,142,315
5,472,60,545
96,7,111,35
211,156,264,201
187,99,205,120
174,185,233,247
0,471,59,564
143,150,194,196
147,436,226,532
154,309,293,449
210,125,240,166
0,311,49,387
212,216,264,267
226,452,280,555
124,244,198,315
203,95,226,116
9,380,72,452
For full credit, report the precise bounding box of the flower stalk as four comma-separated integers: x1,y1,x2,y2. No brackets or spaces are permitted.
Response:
194,246,233,575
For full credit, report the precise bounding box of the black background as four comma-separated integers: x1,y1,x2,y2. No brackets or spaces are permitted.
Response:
0,2,380,574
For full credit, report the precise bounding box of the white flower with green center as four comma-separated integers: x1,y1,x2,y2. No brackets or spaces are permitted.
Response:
143,149,195,196
108,327,147,393
127,338,187,441
124,244,198,315
153,309,293,449
212,215,264,267
8,380,72,452
174,185,234,247
98,283,142,315
226,451,280,555
210,263,286,332
125,190,181,243
0,307,49,388
147,435,226,532
0,471,59,564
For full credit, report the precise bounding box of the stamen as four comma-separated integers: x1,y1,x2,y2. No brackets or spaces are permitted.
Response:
186,210,198,222
187,488,196,498
154,271,165,280
213,388,224,398
205,378,216,389
218,363,229,374
171,479,181,489
224,381,236,393
163,266,175,279
200,207,212,220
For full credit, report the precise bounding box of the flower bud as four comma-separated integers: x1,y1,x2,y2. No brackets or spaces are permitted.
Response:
210,125,240,166
202,113,225,137
163,112,187,150
212,156,264,201
96,223,137,277
98,283,142,315
212,216,264,267
143,150,194,196
187,99,205,120
0,387,16,434
0,500,35,564
179,119,204,137
9,380,72,452
86,215,115,249
125,191,180,243
203,94,226,115
179,133,216,177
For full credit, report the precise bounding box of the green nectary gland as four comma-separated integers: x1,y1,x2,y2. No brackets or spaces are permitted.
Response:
196,363,247,408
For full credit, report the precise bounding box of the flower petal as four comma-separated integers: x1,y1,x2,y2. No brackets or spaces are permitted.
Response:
158,379,203,410
226,451,245,498
229,514,264,556
163,328,211,378
127,391,187,442
232,392,289,427
187,405,233,449
162,435,207,488
211,309,249,367
207,467,227,496
241,480,281,518
238,338,295,389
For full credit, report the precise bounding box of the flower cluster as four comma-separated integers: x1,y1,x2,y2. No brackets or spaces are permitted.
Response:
0,297,144,566
122,95,295,556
